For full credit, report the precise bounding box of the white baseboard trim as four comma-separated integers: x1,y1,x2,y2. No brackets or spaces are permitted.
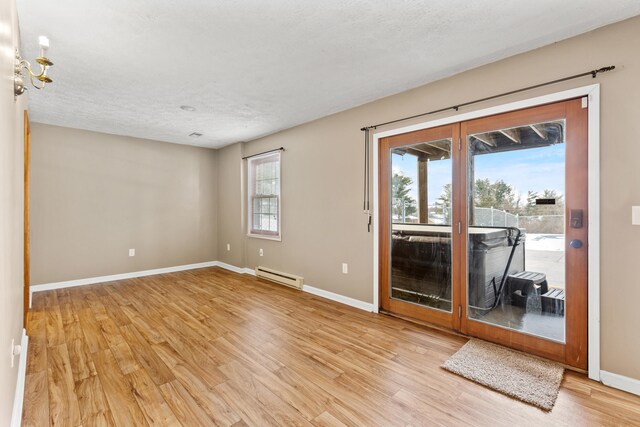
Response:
600,370,640,396
11,329,29,427
302,285,374,312
215,261,246,275
214,263,254,276
215,262,372,312
30,261,219,294
30,260,373,314
215,262,255,276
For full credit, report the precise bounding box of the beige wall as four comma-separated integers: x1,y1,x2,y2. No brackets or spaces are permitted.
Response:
218,16,640,380
30,124,218,284
0,0,28,423
216,142,246,267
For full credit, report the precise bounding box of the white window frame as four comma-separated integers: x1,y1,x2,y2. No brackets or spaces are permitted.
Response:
247,151,282,240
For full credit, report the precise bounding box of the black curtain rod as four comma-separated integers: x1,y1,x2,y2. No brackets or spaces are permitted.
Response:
242,147,285,160
360,65,615,131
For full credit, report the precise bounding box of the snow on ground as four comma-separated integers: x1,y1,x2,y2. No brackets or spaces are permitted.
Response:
525,233,564,251
523,234,565,288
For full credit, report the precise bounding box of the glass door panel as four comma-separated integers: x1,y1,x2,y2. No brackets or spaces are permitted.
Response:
390,138,453,312
466,120,567,342
379,123,460,330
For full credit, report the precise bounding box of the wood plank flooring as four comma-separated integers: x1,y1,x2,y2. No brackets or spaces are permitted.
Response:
22,267,640,426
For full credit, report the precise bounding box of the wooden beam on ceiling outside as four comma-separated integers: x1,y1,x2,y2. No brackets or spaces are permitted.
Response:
472,134,497,147
404,147,438,161
499,128,521,143
407,146,433,155
529,124,548,140
426,142,451,155
394,143,450,161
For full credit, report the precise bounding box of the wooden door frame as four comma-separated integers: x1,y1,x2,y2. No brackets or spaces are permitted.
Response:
372,85,601,379
24,110,30,330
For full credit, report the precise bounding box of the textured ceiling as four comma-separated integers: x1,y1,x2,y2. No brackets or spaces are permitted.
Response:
17,0,640,148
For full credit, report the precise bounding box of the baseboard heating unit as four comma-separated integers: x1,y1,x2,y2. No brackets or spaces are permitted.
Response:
255,266,304,289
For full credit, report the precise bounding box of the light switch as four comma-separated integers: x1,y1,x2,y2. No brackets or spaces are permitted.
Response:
633,206,640,225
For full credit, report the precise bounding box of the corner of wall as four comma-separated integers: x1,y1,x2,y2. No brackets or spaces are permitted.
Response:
215,141,247,268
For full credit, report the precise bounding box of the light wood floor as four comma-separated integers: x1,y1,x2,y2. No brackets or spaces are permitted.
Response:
23,267,640,426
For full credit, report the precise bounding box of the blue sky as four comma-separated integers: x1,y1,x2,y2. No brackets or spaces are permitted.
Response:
392,143,565,204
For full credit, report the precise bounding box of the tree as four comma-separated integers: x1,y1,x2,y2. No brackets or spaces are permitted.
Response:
392,173,417,221
473,178,521,212
435,183,453,223
434,177,566,231
524,190,539,215
523,189,564,215
541,189,564,203
519,189,565,233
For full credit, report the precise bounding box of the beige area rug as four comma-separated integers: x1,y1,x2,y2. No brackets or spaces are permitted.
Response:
442,339,564,411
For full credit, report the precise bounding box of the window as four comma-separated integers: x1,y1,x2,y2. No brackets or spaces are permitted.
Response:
247,151,281,239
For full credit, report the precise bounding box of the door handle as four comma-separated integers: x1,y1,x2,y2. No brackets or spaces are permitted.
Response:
570,239,583,249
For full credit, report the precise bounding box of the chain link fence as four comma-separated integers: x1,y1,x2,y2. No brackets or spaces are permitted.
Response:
518,215,564,234
473,207,519,227
393,202,564,233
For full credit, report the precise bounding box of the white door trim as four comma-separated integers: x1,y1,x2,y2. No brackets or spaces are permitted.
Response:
372,84,601,380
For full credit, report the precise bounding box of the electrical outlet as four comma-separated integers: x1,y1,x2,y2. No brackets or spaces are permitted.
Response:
226,243,231,251
259,248,264,257
10,339,21,368
633,206,640,225
342,263,348,274
129,248,135,257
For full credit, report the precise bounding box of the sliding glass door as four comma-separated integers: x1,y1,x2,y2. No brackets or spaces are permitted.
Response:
379,99,588,368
